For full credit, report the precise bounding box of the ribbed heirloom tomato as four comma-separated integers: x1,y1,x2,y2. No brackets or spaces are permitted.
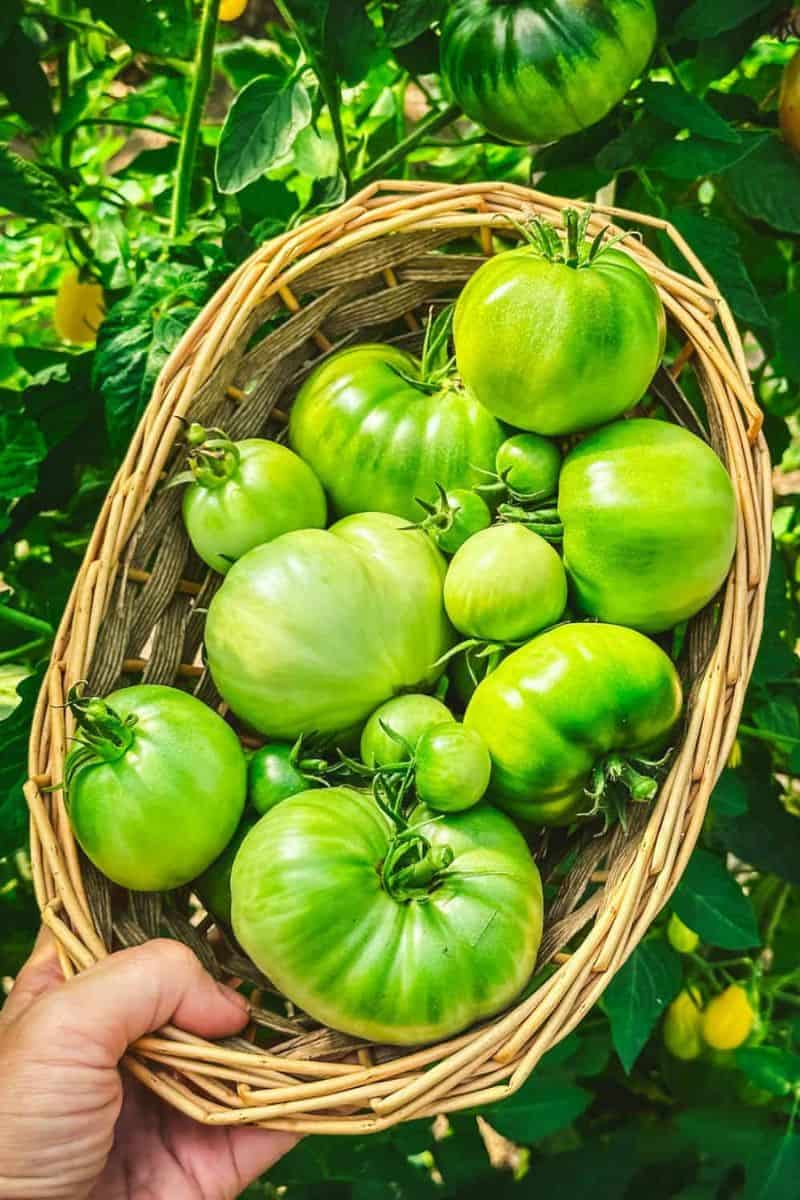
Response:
179,424,326,573
440,0,658,145
559,419,737,632
454,211,665,435
289,343,504,522
206,513,451,738
65,685,246,891
232,787,543,1043
465,623,682,824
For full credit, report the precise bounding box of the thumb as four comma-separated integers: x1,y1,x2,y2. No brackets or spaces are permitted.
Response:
37,939,249,1065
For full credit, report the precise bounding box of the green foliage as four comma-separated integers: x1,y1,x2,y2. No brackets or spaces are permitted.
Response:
0,0,799,1194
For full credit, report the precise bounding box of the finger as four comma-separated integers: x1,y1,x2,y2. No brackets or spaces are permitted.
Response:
227,1128,300,1188
37,939,249,1064
0,926,63,1028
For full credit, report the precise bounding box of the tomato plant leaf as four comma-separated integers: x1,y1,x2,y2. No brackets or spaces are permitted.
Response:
0,146,82,224
86,0,195,59
603,940,682,1073
325,0,384,85
0,3,22,46
669,209,769,329
0,25,53,130
432,1116,492,1191
735,1047,800,1097
647,132,767,180
640,82,740,144
0,409,46,501
672,848,760,949
0,669,43,859
215,76,312,195
382,0,443,47
675,0,778,39
710,769,749,819
726,136,800,234
485,1073,592,1143
742,1130,800,1200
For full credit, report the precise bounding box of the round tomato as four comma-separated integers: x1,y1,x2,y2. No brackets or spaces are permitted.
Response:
415,723,491,812
702,986,755,1052
464,622,682,824
440,0,657,145
231,787,543,1043
779,47,800,156
444,524,567,642
54,269,105,345
248,741,324,815
455,216,665,436
559,419,737,632
219,0,247,18
361,694,454,767
418,487,492,555
194,812,256,926
180,426,326,574
288,344,504,522
496,434,561,502
65,684,246,890
206,512,452,738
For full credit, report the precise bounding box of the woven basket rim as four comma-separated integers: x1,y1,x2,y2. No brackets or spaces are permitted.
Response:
25,179,772,1134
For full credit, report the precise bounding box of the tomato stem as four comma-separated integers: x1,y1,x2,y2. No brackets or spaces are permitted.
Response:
181,423,241,488
66,684,137,771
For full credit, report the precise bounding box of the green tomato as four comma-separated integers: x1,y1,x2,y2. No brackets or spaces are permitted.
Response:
206,512,452,738
231,787,543,1043
454,243,665,436
66,685,246,891
440,0,657,145
361,694,454,767
444,524,567,642
288,344,504,522
496,434,561,502
465,623,682,824
559,419,737,632
415,723,491,812
432,489,492,555
194,812,256,926
249,743,319,815
181,432,326,574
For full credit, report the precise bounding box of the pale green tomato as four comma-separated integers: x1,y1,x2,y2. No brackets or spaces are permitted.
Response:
360,694,455,767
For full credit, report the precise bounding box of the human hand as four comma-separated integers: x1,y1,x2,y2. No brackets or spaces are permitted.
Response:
0,931,297,1199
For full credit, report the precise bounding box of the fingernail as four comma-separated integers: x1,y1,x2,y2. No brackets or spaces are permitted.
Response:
219,983,250,1014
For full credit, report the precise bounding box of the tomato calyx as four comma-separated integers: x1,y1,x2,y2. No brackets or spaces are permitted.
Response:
379,821,454,902
392,305,457,396
409,482,491,552
171,422,241,490
435,637,506,685
65,683,138,786
503,207,637,272
582,747,673,831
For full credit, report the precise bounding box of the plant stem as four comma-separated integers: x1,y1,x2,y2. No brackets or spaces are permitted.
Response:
0,637,46,663
0,607,54,637
57,0,74,171
352,101,461,190
764,882,792,949
170,0,221,239
739,723,800,749
76,117,181,141
0,289,58,299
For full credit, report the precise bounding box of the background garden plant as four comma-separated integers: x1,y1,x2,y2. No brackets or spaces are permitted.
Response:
1,0,800,1195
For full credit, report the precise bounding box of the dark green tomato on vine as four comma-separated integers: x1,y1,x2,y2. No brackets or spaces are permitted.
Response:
414,484,492,554
495,433,561,503
177,424,326,574
440,0,657,145
288,311,504,522
232,787,543,1043
454,209,665,435
193,812,256,927
65,684,247,891
465,622,683,826
559,419,738,632
248,738,328,815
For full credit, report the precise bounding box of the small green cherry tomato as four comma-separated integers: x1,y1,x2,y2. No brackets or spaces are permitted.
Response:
415,723,492,812
667,913,700,955
65,684,247,891
559,419,737,632
444,523,567,642
433,489,492,554
248,743,318,815
496,434,561,502
361,694,455,767
181,428,327,574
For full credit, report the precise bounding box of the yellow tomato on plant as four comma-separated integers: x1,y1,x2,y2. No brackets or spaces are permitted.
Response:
779,47,800,157
663,988,704,1061
219,0,248,20
702,985,755,1051
667,913,700,955
54,269,105,344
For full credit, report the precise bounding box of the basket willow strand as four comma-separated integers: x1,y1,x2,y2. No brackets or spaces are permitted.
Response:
25,180,771,1134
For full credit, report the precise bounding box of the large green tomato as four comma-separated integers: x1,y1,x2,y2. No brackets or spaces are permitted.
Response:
288,344,504,522
440,0,657,145
65,685,247,890
454,232,665,435
465,623,682,825
559,419,738,632
181,427,326,574
231,787,543,1044
206,513,451,738
361,693,454,767
444,524,567,642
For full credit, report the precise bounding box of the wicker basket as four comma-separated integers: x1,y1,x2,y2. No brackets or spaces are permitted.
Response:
26,181,771,1135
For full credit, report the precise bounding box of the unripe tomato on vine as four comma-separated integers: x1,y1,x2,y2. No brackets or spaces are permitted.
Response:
219,0,248,20
54,269,105,344
663,987,704,1061
779,47,800,157
667,913,700,955
701,985,755,1051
